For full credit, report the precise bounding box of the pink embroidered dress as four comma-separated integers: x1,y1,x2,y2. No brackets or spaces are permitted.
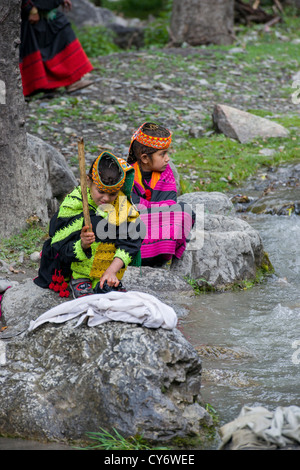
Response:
131,162,194,263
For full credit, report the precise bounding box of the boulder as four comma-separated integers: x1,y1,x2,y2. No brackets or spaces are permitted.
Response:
171,192,267,289
178,191,235,216
123,265,194,295
0,280,214,446
212,104,289,143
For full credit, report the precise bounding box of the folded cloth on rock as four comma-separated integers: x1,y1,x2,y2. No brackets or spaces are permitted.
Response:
28,290,177,331
219,405,300,450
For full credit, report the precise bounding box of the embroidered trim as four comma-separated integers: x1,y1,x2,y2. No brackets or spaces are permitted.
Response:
58,187,97,219
51,217,84,246
132,162,161,191
114,248,132,267
73,239,95,261
71,243,98,284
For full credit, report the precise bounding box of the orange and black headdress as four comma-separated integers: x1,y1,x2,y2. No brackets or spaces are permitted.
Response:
128,122,172,163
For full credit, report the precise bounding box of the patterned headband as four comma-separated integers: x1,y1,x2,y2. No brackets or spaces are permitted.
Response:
129,122,172,154
91,152,129,194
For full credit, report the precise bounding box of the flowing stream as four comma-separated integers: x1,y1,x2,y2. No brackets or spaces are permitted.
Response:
181,186,300,426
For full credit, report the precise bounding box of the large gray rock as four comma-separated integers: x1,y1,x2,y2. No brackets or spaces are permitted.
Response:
123,265,193,294
212,104,289,143
0,280,214,446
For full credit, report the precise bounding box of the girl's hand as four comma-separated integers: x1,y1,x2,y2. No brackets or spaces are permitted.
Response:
99,258,124,288
80,225,95,250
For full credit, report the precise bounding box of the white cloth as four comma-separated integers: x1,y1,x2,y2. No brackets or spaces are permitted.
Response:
28,291,177,331
220,405,300,449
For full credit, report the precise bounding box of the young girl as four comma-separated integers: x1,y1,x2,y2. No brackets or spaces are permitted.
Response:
128,122,194,266
34,151,142,298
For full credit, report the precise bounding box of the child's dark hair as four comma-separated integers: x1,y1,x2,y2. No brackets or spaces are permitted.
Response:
88,154,121,186
128,122,171,163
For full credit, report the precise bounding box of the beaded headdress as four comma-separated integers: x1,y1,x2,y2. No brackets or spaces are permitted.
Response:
128,122,172,162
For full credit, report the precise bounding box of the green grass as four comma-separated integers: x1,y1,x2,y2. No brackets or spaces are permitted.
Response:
79,427,169,450
74,25,121,57
0,224,48,266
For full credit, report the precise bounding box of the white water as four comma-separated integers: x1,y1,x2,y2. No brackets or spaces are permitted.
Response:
181,213,300,425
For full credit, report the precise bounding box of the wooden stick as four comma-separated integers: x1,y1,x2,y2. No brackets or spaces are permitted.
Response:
78,137,92,232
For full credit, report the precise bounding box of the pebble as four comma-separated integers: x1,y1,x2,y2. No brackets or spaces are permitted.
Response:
259,148,277,156
64,127,77,135
30,252,41,262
